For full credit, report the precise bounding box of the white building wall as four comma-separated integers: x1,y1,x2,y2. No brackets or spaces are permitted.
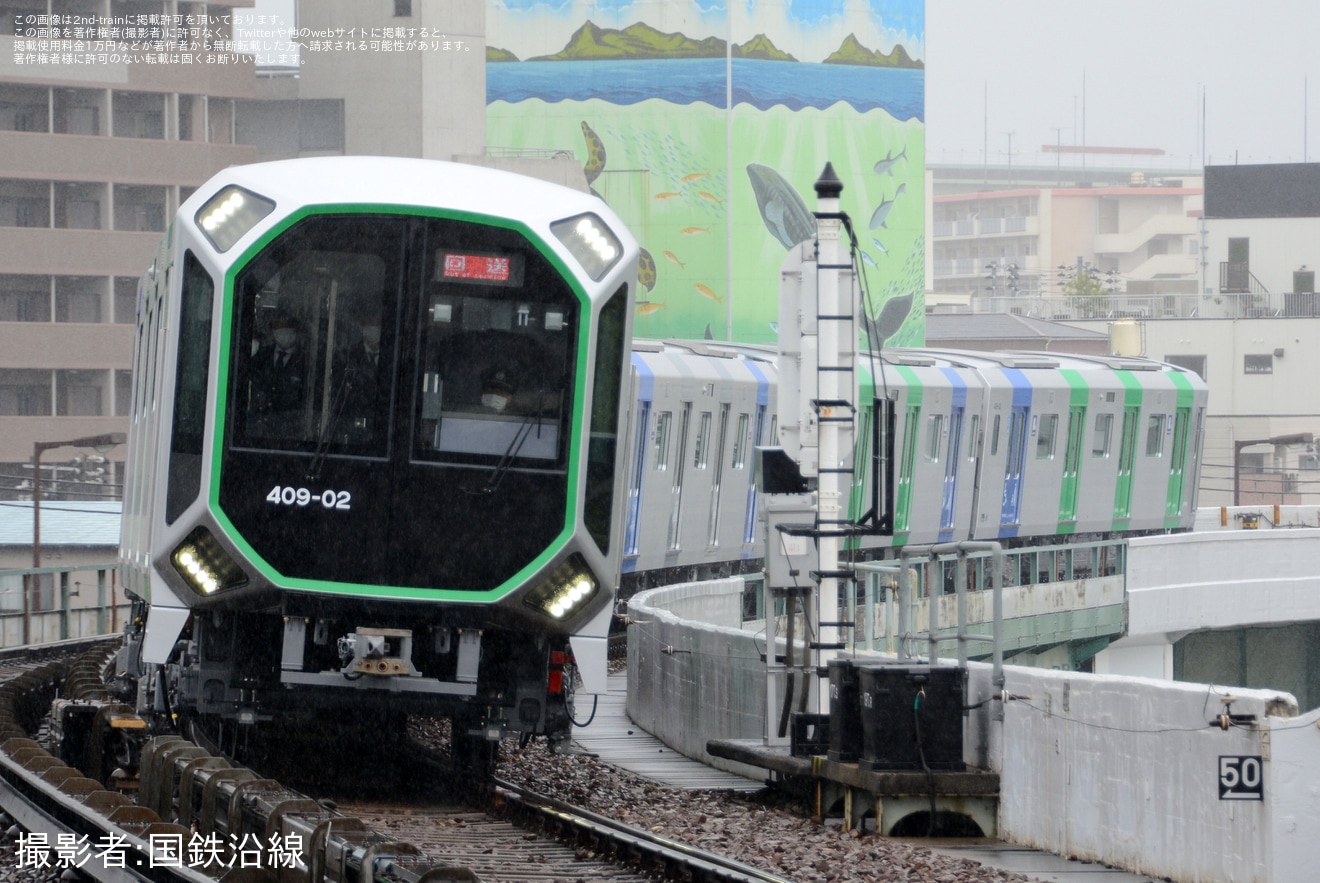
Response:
1203,216,1320,296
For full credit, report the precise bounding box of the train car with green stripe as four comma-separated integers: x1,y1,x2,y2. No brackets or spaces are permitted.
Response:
858,349,1206,545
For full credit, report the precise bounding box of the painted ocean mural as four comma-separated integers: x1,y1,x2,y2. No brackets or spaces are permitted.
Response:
487,1,925,346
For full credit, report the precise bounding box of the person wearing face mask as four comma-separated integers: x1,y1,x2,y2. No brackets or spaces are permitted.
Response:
332,313,386,445
248,313,308,438
480,370,516,413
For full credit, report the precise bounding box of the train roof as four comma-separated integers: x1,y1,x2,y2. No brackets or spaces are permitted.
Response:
884,347,1201,376
182,156,620,234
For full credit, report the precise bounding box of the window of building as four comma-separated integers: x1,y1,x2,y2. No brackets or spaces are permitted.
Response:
55,278,103,323
0,369,52,415
114,278,138,324
56,369,107,416
1244,354,1273,375
1164,354,1207,381
394,0,412,15
0,275,50,321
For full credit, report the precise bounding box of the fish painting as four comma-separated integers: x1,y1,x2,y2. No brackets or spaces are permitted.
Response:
697,191,722,205
695,283,723,303
662,250,685,269
746,163,815,249
681,226,710,236
580,121,606,185
869,194,896,231
870,184,907,231
681,172,710,182
872,145,908,177
638,248,657,292
654,192,681,200
870,294,914,346
636,301,666,315
871,237,888,255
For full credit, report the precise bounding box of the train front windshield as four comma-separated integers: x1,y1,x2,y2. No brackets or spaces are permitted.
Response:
222,213,581,590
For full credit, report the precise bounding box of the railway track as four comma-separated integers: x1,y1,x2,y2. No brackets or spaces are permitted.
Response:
0,637,792,883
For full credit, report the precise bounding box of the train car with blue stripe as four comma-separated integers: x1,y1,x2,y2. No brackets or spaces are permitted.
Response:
617,344,1206,591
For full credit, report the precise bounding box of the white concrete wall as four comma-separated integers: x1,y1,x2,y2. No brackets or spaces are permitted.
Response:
629,574,1320,882
968,661,1305,883
625,578,768,780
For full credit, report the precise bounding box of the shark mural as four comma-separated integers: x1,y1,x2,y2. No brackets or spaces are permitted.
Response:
487,0,925,346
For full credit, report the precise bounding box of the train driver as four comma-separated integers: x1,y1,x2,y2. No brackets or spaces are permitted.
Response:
248,313,308,438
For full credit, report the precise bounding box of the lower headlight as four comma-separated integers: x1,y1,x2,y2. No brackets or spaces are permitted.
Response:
171,527,247,596
525,555,599,620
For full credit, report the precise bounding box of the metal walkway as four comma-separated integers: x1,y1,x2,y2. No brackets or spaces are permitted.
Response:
570,672,764,791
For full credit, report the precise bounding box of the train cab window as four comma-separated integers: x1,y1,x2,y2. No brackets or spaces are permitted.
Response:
166,251,213,523
229,216,403,458
1145,414,1166,457
1036,414,1058,459
413,222,578,469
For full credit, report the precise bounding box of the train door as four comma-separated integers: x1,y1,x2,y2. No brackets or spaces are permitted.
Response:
743,404,766,545
704,406,729,548
999,405,1029,530
1165,405,1191,519
1059,405,1086,525
894,403,921,536
1113,404,1140,522
666,402,692,551
623,399,650,559
939,405,964,539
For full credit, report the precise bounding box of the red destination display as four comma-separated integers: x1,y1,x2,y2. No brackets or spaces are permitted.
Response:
443,252,511,282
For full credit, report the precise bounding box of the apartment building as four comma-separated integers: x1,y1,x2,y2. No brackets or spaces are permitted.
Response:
0,0,257,501
928,162,1203,310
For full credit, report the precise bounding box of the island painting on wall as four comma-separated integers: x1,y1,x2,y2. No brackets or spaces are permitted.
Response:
487,0,925,346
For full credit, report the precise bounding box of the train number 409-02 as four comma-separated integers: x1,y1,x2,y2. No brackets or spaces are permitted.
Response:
266,485,352,510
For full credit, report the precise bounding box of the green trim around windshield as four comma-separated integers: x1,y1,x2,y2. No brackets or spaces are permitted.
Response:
208,203,596,602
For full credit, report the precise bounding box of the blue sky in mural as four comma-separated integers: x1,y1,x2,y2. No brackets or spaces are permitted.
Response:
488,0,924,64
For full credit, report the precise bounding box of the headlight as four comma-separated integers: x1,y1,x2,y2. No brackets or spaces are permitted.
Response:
171,527,248,596
525,555,600,620
194,185,275,253
550,213,623,281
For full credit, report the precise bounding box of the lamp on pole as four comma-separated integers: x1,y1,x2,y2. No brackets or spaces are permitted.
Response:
1232,432,1313,506
32,432,126,568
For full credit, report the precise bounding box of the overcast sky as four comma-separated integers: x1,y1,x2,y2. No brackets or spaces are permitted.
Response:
926,0,1320,170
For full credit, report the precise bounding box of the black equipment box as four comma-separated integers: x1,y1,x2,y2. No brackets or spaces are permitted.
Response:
857,664,966,772
790,712,830,757
827,658,863,763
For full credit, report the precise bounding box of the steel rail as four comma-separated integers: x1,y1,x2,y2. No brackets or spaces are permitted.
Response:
492,775,796,883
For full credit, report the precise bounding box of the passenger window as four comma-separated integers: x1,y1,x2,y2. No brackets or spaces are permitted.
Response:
1145,414,1166,457
990,413,1001,456
654,411,672,470
925,414,944,463
1036,414,1058,459
1092,413,1113,457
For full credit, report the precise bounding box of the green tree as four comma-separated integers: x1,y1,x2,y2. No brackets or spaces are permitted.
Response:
1063,269,1110,317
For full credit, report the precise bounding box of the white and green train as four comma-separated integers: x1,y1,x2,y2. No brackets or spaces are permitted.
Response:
619,343,1206,580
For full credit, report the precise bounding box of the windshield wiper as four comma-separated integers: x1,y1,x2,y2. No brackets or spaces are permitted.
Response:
464,391,546,496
